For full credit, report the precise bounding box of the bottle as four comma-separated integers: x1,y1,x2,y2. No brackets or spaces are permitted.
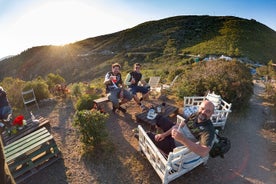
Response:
30,111,35,121
161,102,166,114
157,105,161,113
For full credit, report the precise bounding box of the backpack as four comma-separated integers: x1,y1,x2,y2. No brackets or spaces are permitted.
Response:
209,133,231,158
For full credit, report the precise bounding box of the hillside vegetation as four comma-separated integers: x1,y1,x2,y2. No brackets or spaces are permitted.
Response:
0,15,275,83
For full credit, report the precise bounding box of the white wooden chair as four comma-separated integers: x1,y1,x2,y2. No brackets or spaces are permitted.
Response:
161,75,179,90
21,89,39,112
138,115,213,184
183,92,232,129
148,76,161,92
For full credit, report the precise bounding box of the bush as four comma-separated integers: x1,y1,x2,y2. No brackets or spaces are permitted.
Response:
73,110,109,149
23,78,50,101
0,77,26,110
176,60,253,109
71,83,82,97
46,73,65,91
75,94,98,111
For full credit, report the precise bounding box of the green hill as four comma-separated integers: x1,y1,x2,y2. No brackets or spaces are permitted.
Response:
0,15,275,83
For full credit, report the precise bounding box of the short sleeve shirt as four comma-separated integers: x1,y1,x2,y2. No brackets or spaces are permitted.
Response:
180,113,215,147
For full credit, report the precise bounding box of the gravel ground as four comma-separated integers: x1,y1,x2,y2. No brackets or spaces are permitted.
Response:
23,81,276,184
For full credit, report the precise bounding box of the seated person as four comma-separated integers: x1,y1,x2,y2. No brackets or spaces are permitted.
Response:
0,86,12,128
147,100,215,157
104,63,132,113
124,63,150,111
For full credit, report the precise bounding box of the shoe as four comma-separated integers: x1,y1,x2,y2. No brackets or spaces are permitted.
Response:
112,106,117,113
118,106,126,113
140,104,147,112
134,133,139,140
132,128,139,134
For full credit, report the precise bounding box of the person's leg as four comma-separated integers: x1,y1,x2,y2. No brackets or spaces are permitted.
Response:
138,86,150,101
122,89,133,103
108,89,120,112
129,87,140,104
147,132,175,155
0,107,4,120
116,89,132,113
155,115,175,132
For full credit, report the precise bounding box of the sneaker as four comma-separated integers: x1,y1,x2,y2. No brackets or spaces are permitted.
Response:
132,128,139,134
140,104,147,112
134,133,139,140
112,106,117,113
118,106,126,113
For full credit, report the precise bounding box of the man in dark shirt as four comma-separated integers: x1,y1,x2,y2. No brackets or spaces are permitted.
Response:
124,63,150,111
148,100,215,156
104,63,132,113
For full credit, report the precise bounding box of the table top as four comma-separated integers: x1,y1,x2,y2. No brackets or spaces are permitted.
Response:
136,103,178,126
1,116,50,146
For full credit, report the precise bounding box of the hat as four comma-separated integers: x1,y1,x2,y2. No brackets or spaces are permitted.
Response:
112,63,121,68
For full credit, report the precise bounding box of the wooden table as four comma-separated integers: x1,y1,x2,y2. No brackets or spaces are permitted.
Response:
4,127,60,183
1,116,50,146
135,103,178,131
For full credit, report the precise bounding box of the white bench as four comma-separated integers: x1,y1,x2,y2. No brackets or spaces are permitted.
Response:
138,115,213,184
183,92,232,130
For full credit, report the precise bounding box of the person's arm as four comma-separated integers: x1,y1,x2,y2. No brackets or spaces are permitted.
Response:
104,73,112,85
140,74,147,86
155,124,179,141
124,73,132,86
171,129,211,157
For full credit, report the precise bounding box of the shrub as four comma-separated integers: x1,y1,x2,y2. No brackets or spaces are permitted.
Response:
176,60,253,109
71,83,82,97
0,77,26,110
75,94,98,111
23,78,50,101
73,110,109,149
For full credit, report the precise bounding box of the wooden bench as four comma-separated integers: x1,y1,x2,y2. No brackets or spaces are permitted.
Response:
1,116,50,146
138,120,211,184
4,127,61,183
93,96,109,105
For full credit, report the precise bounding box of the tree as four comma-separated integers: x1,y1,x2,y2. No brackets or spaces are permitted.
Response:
177,60,253,108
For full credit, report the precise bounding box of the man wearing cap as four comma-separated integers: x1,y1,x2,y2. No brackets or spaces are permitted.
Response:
104,63,132,113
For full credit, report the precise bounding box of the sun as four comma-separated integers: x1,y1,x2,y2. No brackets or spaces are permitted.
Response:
14,1,116,46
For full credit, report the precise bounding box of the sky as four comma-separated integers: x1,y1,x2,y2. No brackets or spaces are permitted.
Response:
0,0,275,59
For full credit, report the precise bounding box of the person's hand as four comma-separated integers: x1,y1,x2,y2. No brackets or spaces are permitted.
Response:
110,76,117,83
131,78,135,84
178,121,186,128
155,133,165,141
119,90,124,99
171,128,183,142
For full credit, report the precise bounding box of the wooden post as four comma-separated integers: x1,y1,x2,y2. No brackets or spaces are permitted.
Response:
0,137,15,184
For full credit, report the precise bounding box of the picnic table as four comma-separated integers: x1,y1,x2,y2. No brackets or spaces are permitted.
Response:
1,116,50,146
135,102,178,131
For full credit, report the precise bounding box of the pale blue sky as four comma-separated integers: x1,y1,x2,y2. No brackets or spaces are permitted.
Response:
0,0,275,59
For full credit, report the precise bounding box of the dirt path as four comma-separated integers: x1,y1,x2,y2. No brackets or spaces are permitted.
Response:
24,82,276,184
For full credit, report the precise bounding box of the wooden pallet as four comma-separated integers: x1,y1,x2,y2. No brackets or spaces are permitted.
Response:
1,116,50,146
4,127,61,183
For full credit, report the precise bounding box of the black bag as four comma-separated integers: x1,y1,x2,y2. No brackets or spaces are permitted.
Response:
209,134,231,158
